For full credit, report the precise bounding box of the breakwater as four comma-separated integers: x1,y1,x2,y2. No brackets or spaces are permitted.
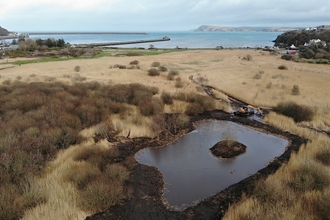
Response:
28,32,147,35
76,36,170,47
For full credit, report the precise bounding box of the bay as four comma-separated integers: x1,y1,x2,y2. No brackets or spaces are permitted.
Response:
27,31,282,49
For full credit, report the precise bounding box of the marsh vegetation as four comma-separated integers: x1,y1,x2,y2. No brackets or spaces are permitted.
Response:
0,48,329,219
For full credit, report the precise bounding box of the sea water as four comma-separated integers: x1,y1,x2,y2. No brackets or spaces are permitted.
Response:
27,31,282,49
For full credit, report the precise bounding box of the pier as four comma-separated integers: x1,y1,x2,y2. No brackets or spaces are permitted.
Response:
75,36,170,48
27,32,147,35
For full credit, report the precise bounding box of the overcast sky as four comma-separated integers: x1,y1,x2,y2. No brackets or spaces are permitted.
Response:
1,0,329,32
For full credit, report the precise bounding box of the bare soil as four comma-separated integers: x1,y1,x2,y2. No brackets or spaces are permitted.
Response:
210,140,247,159
86,109,306,220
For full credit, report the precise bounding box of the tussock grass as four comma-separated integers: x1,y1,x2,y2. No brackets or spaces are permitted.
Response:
224,136,330,220
151,61,161,67
22,139,130,219
274,101,314,122
111,113,155,138
264,112,319,140
148,68,160,76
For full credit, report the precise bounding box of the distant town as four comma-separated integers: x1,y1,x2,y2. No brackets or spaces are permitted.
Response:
194,25,330,32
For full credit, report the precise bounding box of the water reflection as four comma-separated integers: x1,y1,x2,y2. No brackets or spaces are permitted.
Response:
135,120,288,210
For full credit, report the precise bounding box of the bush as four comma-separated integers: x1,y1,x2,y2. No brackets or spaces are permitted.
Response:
253,73,262,79
266,82,272,89
165,114,190,133
175,77,183,88
281,54,293,60
167,73,175,81
113,64,127,69
278,65,288,70
151,61,160,67
161,91,173,105
291,85,300,95
148,68,160,76
243,54,253,61
129,60,139,65
169,69,179,76
274,101,314,122
158,66,168,72
185,102,204,116
74,65,81,72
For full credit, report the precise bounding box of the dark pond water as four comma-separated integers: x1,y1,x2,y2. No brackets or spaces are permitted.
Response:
135,120,288,210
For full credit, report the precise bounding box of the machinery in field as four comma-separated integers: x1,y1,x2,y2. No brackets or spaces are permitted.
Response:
234,105,263,116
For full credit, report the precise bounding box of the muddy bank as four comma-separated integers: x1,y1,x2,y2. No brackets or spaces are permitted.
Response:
86,110,306,220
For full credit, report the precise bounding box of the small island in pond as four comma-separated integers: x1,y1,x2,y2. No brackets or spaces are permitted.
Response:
210,140,247,159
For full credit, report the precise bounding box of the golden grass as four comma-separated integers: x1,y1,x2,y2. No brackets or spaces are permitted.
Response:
2,49,328,218
21,139,121,220
224,135,330,220
263,112,320,140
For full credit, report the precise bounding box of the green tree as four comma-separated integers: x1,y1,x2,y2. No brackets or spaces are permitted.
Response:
57,38,65,48
45,38,54,47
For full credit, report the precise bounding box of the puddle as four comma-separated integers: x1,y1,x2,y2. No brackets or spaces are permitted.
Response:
135,120,288,210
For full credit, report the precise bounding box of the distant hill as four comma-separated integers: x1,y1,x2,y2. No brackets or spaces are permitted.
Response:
0,26,10,36
195,25,298,32
273,25,330,47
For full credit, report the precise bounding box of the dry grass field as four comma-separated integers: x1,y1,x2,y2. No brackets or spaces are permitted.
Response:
1,48,330,219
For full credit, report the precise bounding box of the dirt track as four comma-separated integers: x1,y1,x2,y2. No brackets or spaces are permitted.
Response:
86,110,306,220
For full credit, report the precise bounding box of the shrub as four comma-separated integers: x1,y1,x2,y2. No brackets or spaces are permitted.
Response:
281,54,293,60
151,61,160,67
278,65,288,70
315,59,329,64
171,114,190,131
129,60,139,65
172,92,187,101
274,101,314,122
169,69,179,76
165,114,190,133
300,49,315,59
113,64,127,69
243,54,253,61
158,66,168,72
195,95,215,111
175,77,183,88
167,72,175,80
74,65,81,72
185,102,204,116
253,73,262,79
148,68,160,76
266,82,272,89
291,85,300,95
161,91,173,105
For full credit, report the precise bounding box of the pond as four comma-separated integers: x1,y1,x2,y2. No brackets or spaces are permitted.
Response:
135,120,288,210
